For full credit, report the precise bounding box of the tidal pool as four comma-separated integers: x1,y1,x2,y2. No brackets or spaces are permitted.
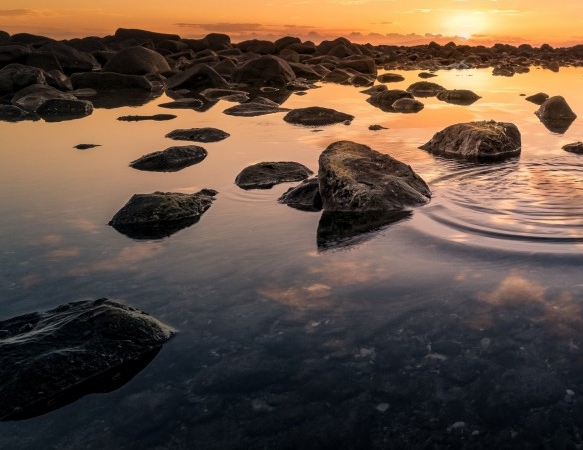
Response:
2,67,583,448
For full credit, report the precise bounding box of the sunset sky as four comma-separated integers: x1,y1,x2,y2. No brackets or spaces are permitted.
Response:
1,1,583,46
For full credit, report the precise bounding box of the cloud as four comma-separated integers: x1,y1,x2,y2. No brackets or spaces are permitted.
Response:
175,23,266,33
0,9,42,16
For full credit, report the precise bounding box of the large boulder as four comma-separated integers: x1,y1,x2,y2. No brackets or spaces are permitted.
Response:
534,95,577,132
235,161,313,190
129,145,207,172
70,71,154,91
35,98,93,121
165,63,230,91
318,140,431,212
109,189,217,239
0,44,32,67
420,121,521,161
103,46,170,75
231,55,296,87
337,56,376,75
391,98,424,113
0,299,175,421
283,106,353,126
0,63,47,95
28,41,100,74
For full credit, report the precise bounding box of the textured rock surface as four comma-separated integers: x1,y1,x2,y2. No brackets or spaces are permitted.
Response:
129,145,207,172
277,178,323,211
103,46,170,75
436,89,481,105
165,127,230,143
562,141,583,154
534,95,577,132
223,97,290,117
283,106,353,126
235,161,313,190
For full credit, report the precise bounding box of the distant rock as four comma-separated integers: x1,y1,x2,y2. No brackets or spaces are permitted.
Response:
391,97,424,113
165,64,230,91
129,145,207,172
231,55,296,87
436,89,481,105
492,66,515,77
318,140,431,212
74,143,100,150
366,89,414,112
0,299,175,421
418,72,438,79
114,28,181,43
369,124,388,131
562,142,583,154
406,81,446,97
283,106,354,126
117,114,176,121
200,88,249,102
525,92,549,105
377,73,405,83
103,46,170,75
420,120,521,161
165,127,230,143
235,161,313,190
223,97,290,117
109,189,217,239
277,177,322,211
11,84,78,111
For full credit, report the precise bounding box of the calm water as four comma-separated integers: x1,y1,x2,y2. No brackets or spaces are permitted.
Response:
3,67,583,448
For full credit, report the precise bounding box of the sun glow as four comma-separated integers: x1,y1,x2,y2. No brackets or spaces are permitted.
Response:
442,12,488,39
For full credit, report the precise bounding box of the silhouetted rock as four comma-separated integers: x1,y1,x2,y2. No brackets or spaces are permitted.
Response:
74,143,100,149
0,104,29,121
377,73,405,83
28,41,100,74
525,92,549,105
492,66,515,77
114,28,181,43
231,55,296,87
0,299,175,421
200,88,249,102
36,98,93,121
391,97,424,113
223,97,290,116
109,189,217,239
235,161,313,190
11,84,78,111
337,56,376,75
129,145,207,172
368,124,388,131
117,114,176,121
201,33,232,51
278,178,322,211
0,44,32,67
236,39,276,55
436,89,481,105
283,106,354,126
406,81,446,97
418,72,438,78
366,89,413,112
103,46,170,75
318,140,431,212
165,64,230,91
534,96,577,133
562,142,583,154
70,72,154,91
165,127,230,142
420,121,521,161
0,63,47,95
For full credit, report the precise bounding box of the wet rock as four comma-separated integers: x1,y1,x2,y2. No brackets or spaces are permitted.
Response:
391,97,424,113
369,124,388,131
158,98,204,109
103,46,170,75
129,145,207,172
436,89,481,105
525,92,549,105
283,106,354,126
70,72,154,91
0,44,32,67
418,72,438,79
288,62,327,81
117,114,176,121
36,98,93,121
492,66,515,77
0,104,29,121
318,140,431,212
562,142,583,154
28,41,100,74
322,68,354,84
231,55,296,87
377,73,405,83
0,298,175,421
0,63,47,95
165,63,230,91
114,28,181,44
337,56,376,76
361,84,387,95
199,88,249,102
223,97,290,117
165,127,230,143
420,121,521,162
366,89,414,112
74,143,100,150
278,178,323,211
534,96,577,133
11,84,78,112
109,189,217,239
235,161,313,190
406,81,446,97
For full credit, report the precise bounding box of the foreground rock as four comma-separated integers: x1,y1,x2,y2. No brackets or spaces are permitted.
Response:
318,140,431,212
534,95,577,133
109,189,217,239
277,178,322,211
562,142,583,154
235,162,313,190
36,98,93,121
11,84,78,111
436,89,481,105
420,121,521,161
283,106,354,126
130,145,207,172
0,299,174,421
366,89,414,112
391,98,424,113
165,127,230,142
223,97,290,117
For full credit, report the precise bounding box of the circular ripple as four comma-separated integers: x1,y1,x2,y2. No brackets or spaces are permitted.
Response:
416,158,583,252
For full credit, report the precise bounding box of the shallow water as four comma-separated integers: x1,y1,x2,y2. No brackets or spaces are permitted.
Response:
3,67,583,448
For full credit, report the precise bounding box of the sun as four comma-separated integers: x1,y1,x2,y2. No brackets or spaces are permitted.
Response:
443,12,488,39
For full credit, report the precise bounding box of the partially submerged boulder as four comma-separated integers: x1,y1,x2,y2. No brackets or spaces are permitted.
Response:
318,140,431,212
0,299,175,421
36,98,93,121
406,81,446,97
103,46,171,75
11,84,78,111
109,189,217,239
165,64,230,91
377,73,405,83
366,89,413,112
223,97,290,117
235,161,313,190
283,106,354,126
391,98,424,113
420,121,521,161
562,142,583,154
534,95,577,133
129,145,207,172
278,178,322,211
231,55,296,87
525,92,549,105
436,89,481,105
165,127,230,143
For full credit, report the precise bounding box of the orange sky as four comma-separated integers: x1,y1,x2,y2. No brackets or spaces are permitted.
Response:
1,1,583,46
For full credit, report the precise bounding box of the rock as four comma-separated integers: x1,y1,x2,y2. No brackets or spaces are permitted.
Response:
109,189,217,239
158,98,204,109
74,143,100,150
535,96,577,133
0,298,175,421
70,72,154,91
28,41,100,74
391,98,424,113
236,39,276,55
165,64,230,91
235,161,313,190
420,121,521,161
278,178,323,211
322,68,354,84
231,55,296,87
562,142,583,154
361,85,387,95
318,140,431,212
377,73,405,83
201,33,232,51
223,97,291,117
36,98,93,121
369,124,388,131
436,89,481,105
0,44,32,66
0,63,47,95
129,145,207,172
165,127,230,143
117,114,176,121
0,104,29,121
199,88,249,102
525,92,549,105
418,72,438,79
337,56,376,75
492,66,515,77
283,106,354,126
366,89,414,112
103,46,170,75
406,81,446,97
114,28,181,43
11,84,78,112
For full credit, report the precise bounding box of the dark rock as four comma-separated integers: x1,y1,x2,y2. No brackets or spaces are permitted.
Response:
199,88,249,102
236,39,276,55
11,84,78,112
562,142,583,154
165,127,230,143
0,44,32,66
202,33,232,51
70,72,154,91
88,89,162,109
103,46,170,75
235,161,313,190
0,299,174,421
535,96,577,133
36,98,93,121
231,55,296,87
10,33,54,46
158,98,204,109
156,39,189,54
436,89,481,105
418,72,438,78
420,121,521,161
129,145,207,172
277,178,323,211
165,64,230,91
349,73,375,87
406,81,446,97
368,124,388,131
366,89,414,112
318,140,431,212
28,42,100,74
492,66,515,77
109,189,217,239
283,106,354,126
46,69,73,91
223,97,290,117
117,114,176,121
0,63,47,95
114,28,181,44
0,104,29,121
322,68,353,84
525,92,549,105
337,56,376,75
391,98,424,113
74,143,101,150
288,62,327,81
361,85,387,95
377,73,405,83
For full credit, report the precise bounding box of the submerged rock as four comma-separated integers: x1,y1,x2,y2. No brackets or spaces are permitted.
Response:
109,189,217,239
0,299,175,421
103,46,170,75
436,89,481,105
420,121,521,161
165,127,230,143
318,140,431,212
534,95,577,133
223,97,290,117
74,143,100,150
283,106,354,126
235,161,313,190
129,145,207,172
391,98,424,113
36,98,93,121
278,178,323,211
406,81,446,97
